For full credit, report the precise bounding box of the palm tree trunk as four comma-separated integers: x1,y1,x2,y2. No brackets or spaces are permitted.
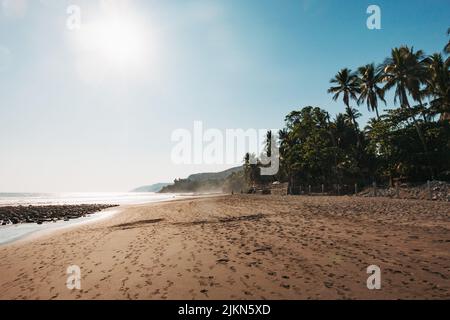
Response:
409,114,434,179
418,99,428,123
402,93,434,179
375,107,380,120
326,119,342,186
346,104,361,147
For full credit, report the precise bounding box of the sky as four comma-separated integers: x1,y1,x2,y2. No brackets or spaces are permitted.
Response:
0,0,449,192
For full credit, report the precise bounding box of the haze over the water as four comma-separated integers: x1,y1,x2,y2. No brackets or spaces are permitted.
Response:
0,0,449,192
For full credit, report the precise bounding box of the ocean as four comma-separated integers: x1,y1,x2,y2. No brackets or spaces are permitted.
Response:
0,192,176,206
0,192,177,245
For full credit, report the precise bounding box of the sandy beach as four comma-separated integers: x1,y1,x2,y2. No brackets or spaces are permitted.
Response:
0,195,449,300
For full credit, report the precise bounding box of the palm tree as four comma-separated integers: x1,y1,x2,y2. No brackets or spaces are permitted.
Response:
325,112,342,186
278,128,297,194
382,46,434,178
357,63,386,119
445,28,450,53
265,130,272,158
424,53,450,121
328,68,361,145
445,28,450,64
383,46,428,108
243,152,259,186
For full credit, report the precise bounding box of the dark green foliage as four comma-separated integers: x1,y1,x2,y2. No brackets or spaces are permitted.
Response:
245,29,450,192
160,178,224,193
159,167,247,194
162,29,450,194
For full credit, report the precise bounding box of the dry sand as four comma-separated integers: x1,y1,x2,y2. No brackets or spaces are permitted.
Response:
0,195,449,300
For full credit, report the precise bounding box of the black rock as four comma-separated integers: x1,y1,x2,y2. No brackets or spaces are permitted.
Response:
0,204,118,225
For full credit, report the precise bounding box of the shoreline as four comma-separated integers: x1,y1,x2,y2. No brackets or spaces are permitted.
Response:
0,204,119,226
0,206,123,246
0,193,225,247
0,194,448,300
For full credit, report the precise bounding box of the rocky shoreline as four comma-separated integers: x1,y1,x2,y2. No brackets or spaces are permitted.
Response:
0,204,119,225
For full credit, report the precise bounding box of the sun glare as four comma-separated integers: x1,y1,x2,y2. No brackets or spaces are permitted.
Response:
87,16,146,69
71,8,153,80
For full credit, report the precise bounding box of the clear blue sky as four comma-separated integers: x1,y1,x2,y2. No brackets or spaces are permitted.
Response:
0,0,449,192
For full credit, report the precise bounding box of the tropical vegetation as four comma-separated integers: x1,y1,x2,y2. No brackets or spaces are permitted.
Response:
244,29,450,194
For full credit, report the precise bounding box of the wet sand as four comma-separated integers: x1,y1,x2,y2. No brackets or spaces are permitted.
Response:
0,195,449,300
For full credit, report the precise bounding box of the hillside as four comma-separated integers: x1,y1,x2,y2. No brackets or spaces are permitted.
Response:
131,183,172,193
186,166,243,182
159,166,245,193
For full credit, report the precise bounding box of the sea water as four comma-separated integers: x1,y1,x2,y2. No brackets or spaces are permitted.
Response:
0,192,177,245
0,192,175,206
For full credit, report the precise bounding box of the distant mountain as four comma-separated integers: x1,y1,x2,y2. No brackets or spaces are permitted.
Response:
186,166,243,182
131,183,172,193
159,166,245,194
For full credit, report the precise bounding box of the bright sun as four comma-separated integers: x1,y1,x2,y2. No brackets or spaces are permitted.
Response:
87,16,147,69
71,8,153,80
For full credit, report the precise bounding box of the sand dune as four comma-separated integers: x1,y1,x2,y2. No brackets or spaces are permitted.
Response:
0,195,449,300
